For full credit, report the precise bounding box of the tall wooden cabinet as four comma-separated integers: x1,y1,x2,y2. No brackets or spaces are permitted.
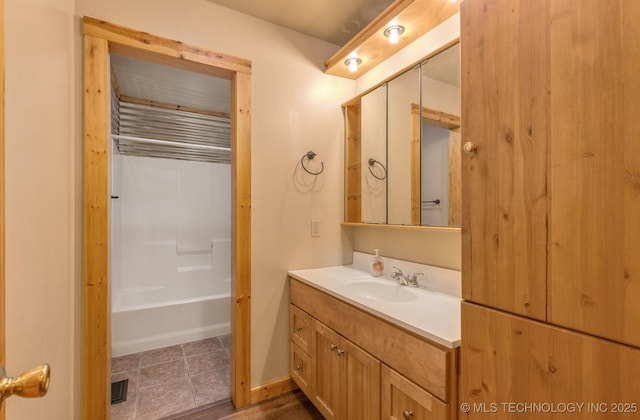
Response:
461,0,640,415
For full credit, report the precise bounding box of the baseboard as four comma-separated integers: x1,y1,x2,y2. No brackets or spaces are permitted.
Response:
250,377,298,404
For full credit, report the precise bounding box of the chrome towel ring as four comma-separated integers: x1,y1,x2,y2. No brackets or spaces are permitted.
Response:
368,158,387,180
301,151,324,175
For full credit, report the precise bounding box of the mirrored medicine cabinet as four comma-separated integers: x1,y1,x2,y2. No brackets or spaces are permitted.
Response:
344,42,461,228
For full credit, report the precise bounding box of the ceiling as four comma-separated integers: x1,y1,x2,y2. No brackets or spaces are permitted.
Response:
205,0,395,46
111,54,231,114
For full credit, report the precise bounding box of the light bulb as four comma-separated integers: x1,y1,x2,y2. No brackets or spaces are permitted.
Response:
388,28,400,44
344,57,362,73
383,25,405,45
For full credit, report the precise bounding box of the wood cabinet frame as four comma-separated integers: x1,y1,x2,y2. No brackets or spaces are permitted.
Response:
82,17,252,417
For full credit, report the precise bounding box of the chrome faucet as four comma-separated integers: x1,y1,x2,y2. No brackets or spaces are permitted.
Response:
391,267,423,288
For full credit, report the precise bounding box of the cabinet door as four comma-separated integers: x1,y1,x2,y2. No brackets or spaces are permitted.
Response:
311,319,341,420
339,338,381,420
461,0,549,319
546,0,640,348
461,302,640,418
290,343,312,395
381,365,449,420
290,304,311,353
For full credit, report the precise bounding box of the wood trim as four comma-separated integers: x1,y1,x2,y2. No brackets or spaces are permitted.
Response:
344,102,361,223
82,17,253,415
82,35,111,419
0,0,5,417
325,0,459,79
341,222,460,234
250,377,298,404
119,95,231,119
230,70,251,408
410,103,460,129
447,131,461,227
410,109,420,224
83,17,251,77
326,0,414,72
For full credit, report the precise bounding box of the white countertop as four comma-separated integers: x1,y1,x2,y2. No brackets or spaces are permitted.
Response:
288,264,461,348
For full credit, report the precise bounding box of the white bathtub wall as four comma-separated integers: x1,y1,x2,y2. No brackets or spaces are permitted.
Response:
421,125,450,226
111,153,231,303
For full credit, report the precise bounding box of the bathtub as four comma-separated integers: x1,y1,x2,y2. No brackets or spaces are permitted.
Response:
111,239,231,357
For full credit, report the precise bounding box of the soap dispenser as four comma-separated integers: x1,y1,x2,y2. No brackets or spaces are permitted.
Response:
370,249,384,277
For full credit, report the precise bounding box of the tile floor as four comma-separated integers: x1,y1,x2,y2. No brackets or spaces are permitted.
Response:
111,335,231,420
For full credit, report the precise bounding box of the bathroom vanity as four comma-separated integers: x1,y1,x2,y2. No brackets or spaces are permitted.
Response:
288,254,461,419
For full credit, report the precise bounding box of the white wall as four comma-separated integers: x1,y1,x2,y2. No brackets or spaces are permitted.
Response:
421,125,450,226
111,154,231,301
4,0,80,418
423,77,461,117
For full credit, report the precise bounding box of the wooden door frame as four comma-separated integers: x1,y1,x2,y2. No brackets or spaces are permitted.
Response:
409,104,460,225
82,17,252,418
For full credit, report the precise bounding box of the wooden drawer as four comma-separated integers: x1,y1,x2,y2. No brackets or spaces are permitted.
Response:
382,365,449,420
291,277,456,402
290,342,312,395
290,304,311,353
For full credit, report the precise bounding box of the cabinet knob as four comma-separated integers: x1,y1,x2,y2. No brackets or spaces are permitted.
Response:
330,344,338,351
463,141,477,153
295,326,303,332
403,410,414,419
336,349,345,356
295,364,302,370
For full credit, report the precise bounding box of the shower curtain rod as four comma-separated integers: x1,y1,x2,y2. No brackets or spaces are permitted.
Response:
112,134,231,152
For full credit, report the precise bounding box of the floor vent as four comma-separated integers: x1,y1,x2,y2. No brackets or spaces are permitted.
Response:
111,379,129,405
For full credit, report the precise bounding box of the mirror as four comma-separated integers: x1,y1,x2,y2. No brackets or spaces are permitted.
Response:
361,84,387,224
345,42,460,227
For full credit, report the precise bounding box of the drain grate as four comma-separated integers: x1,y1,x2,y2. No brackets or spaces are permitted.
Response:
111,379,129,405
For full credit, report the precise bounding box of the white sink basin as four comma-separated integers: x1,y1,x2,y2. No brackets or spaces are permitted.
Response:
345,279,417,302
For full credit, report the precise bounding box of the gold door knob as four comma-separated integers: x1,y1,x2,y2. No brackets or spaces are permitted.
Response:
463,141,477,153
403,410,414,419
0,364,50,405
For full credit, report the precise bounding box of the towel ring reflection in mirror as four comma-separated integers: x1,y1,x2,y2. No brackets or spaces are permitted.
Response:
368,158,387,180
301,151,324,175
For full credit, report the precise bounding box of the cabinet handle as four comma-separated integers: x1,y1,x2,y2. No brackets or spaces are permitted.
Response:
295,364,302,370
336,349,345,356
296,326,303,332
330,344,338,351
463,141,477,153
403,410,414,419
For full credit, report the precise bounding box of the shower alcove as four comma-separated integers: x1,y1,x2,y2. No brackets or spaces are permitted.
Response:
109,54,233,356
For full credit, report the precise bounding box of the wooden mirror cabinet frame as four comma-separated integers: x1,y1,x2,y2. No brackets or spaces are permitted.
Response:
343,39,462,232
